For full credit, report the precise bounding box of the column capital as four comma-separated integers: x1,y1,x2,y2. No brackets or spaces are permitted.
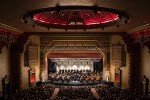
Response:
144,39,150,52
0,30,20,54
0,41,7,54
16,34,29,54
122,35,134,54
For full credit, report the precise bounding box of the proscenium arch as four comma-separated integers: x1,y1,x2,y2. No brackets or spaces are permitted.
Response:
40,40,109,80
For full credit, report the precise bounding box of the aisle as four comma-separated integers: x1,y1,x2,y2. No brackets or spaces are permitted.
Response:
50,88,59,100
91,88,100,99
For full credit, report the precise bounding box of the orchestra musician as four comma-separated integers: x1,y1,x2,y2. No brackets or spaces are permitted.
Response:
48,69,101,83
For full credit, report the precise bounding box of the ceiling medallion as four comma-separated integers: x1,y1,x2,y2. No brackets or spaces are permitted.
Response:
21,5,131,31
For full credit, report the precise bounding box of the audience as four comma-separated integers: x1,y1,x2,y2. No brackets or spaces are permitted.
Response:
56,86,96,100
10,73,145,100
95,84,142,100
12,83,144,100
14,84,55,100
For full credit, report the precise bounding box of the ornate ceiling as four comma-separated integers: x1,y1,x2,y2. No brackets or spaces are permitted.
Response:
21,6,130,30
0,0,150,33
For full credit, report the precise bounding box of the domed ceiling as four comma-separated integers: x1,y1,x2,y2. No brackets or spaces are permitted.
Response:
0,0,150,33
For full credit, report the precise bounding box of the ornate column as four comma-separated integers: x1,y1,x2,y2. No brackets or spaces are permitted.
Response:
9,34,29,92
123,28,150,92
123,35,141,91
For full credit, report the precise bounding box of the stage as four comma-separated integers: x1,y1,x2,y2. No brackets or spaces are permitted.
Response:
41,80,114,87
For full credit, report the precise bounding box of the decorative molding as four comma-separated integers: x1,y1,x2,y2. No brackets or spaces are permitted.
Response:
0,22,24,34
47,53,103,58
27,32,125,36
42,40,109,52
0,25,21,47
130,29,150,39
45,40,104,58
112,40,126,67
127,23,150,34
0,23,23,53
127,28,150,49
29,46,38,66
0,34,18,46
24,39,39,67
112,46,122,67
0,34,20,54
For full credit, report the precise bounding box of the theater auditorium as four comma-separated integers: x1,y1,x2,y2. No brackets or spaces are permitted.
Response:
0,0,150,100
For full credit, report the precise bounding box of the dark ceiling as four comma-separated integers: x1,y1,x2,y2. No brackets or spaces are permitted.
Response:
0,0,150,33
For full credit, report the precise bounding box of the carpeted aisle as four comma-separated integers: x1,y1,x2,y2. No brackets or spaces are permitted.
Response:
50,88,59,100
91,88,100,99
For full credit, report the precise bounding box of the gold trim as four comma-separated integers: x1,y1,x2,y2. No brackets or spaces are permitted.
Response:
127,23,150,34
43,40,103,51
0,22,24,34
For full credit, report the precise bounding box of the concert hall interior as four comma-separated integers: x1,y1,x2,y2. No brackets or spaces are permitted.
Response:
0,0,150,100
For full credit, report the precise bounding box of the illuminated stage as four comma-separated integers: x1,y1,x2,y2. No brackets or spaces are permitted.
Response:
42,80,114,86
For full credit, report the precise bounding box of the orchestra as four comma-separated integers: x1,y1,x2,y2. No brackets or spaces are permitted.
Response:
48,70,101,83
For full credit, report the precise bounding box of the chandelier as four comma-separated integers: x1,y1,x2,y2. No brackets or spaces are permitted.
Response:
21,5,131,31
